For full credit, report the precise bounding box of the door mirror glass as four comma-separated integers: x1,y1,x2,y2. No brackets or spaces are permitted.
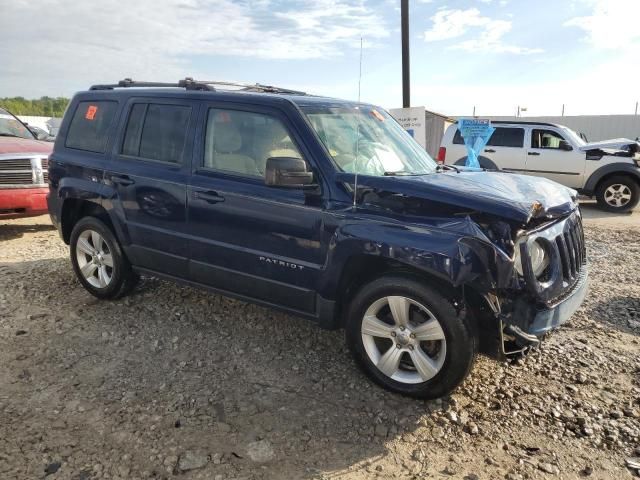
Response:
265,157,314,188
559,140,573,151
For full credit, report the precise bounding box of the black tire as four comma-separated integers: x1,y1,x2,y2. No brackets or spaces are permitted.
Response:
69,216,137,299
595,175,640,213
345,276,476,399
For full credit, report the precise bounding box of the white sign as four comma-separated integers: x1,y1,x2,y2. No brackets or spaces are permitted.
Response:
389,106,426,150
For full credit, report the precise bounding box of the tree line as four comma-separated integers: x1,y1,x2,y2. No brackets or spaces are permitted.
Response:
0,97,70,117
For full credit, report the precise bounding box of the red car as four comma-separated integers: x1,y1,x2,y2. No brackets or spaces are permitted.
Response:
0,107,52,219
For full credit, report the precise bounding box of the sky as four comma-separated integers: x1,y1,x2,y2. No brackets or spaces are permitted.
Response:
1,0,638,116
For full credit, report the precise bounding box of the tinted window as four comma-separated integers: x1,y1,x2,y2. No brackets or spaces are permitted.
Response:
203,109,302,177
531,129,565,149
66,101,118,153
453,126,524,147
487,128,524,147
122,103,191,163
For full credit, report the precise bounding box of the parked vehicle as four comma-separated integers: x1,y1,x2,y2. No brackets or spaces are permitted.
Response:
48,79,588,398
26,124,56,142
439,121,640,213
0,107,52,219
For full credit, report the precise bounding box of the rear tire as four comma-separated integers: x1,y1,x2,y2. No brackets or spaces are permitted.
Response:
70,216,137,299
595,175,640,213
345,276,476,399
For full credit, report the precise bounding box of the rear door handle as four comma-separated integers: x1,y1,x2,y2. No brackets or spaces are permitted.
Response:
484,149,496,153
528,152,541,156
193,190,225,203
111,175,135,186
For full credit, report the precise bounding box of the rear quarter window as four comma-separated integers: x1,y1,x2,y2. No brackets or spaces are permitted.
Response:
65,101,118,153
453,126,524,148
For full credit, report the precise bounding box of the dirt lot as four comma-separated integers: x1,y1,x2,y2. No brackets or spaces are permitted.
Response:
1,205,639,480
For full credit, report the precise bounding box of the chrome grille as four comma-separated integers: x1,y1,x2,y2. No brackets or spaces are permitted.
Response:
0,171,33,185
522,210,587,304
0,158,32,171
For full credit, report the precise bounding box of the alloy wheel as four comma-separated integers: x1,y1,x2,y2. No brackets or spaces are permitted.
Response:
604,184,632,208
361,296,447,384
75,229,114,288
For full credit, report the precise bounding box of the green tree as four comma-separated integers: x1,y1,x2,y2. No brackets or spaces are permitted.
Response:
0,97,70,117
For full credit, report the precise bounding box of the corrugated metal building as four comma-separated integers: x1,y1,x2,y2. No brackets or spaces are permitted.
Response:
484,115,640,142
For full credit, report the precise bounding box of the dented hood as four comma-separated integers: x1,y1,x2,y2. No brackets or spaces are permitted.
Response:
579,138,639,152
340,170,578,224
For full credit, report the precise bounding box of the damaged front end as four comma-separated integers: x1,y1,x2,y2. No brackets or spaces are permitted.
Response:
336,170,588,359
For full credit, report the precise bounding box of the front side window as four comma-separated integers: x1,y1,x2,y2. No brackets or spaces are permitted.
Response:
66,101,118,153
121,103,191,163
531,129,567,149
0,107,33,139
203,109,302,177
303,105,436,176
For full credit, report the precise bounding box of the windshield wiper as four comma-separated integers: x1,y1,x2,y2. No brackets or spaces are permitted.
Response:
435,164,460,173
0,133,25,138
383,171,430,176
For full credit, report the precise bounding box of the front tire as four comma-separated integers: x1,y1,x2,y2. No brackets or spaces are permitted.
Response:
595,175,640,213
70,216,137,299
345,276,476,399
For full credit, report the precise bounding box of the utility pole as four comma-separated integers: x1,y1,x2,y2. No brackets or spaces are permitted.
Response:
635,101,638,116
472,106,476,117
401,0,410,108
562,104,565,116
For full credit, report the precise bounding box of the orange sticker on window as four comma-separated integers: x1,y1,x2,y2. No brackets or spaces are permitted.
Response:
85,105,98,120
370,109,385,122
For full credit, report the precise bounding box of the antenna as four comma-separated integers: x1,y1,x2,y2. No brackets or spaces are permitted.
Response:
353,37,364,209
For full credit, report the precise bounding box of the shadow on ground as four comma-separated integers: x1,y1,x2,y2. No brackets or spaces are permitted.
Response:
0,221,56,241
588,295,640,335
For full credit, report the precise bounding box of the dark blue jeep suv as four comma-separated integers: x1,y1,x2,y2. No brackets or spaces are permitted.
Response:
47,78,588,398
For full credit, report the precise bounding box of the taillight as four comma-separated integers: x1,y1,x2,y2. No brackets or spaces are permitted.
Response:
436,147,446,164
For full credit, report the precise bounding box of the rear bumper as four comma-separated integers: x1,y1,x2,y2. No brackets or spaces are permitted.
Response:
0,187,48,219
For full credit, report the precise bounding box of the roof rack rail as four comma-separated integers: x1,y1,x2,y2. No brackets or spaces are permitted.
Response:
89,77,215,91
195,80,307,95
89,78,306,95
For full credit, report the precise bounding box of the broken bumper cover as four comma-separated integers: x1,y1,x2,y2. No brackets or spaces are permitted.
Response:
528,267,588,336
503,267,588,349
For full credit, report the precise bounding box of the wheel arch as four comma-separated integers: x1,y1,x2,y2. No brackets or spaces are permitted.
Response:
583,163,640,195
60,199,115,244
454,155,499,170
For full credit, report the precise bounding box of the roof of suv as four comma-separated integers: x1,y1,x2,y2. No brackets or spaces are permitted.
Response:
82,78,359,109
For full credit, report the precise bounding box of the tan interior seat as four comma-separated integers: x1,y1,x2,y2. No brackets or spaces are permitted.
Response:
206,122,259,176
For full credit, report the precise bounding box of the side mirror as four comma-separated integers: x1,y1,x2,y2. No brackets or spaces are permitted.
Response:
36,131,49,141
559,140,573,151
265,157,315,188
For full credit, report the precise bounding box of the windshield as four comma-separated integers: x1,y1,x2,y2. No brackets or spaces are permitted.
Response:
560,126,586,146
0,108,34,139
302,105,437,176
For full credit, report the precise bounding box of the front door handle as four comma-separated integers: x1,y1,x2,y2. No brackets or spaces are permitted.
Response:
193,190,225,203
528,152,541,156
484,149,496,153
112,175,135,186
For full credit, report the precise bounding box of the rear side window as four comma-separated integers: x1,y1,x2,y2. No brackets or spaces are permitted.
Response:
453,126,524,148
65,101,118,153
121,103,191,163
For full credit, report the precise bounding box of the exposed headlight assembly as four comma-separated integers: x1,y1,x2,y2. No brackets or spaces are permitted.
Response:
513,237,550,278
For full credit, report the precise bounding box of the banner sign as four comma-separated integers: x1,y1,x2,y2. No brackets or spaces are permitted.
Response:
389,106,426,149
458,118,495,168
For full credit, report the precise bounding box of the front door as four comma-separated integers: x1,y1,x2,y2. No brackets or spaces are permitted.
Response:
187,104,326,314
104,98,197,277
525,128,584,188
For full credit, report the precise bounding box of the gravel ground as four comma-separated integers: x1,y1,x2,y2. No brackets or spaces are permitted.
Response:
0,213,639,480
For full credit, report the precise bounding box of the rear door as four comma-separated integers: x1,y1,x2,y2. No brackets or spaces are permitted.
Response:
186,103,326,314
452,126,526,171
525,128,584,188
104,98,197,278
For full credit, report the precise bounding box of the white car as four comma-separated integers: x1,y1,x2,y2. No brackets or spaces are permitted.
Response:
438,121,640,212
